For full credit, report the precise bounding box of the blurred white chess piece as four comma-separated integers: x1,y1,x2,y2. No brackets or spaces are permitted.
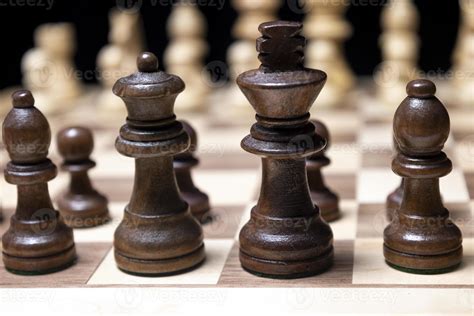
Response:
164,1,210,113
22,23,81,114
225,0,281,119
96,9,144,117
376,0,419,108
451,0,474,107
305,0,355,109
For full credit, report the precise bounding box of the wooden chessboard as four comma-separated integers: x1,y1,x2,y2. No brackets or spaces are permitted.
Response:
0,82,473,313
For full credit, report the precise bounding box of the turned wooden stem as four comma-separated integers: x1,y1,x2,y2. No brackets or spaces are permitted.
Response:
128,157,186,216
68,172,94,195
400,178,445,216
15,183,54,220
256,158,314,217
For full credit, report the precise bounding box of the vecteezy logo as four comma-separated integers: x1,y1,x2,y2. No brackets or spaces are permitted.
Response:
203,61,229,88
31,208,58,235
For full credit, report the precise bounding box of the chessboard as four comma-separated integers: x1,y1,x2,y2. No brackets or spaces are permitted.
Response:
0,81,473,313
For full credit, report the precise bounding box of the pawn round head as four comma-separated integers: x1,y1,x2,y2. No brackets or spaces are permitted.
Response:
137,52,159,73
2,90,51,164
57,126,94,162
311,119,330,151
394,79,450,156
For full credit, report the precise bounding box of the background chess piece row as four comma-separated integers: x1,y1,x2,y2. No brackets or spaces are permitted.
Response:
376,0,419,108
450,0,474,107
304,0,355,109
21,23,81,115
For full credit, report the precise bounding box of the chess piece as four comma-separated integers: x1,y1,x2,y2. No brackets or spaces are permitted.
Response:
2,90,76,274
97,9,145,118
386,179,403,221
238,21,334,278
307,119,340,222
56,127,110,228
451,0,474,107
384,79,463,274
174,120,211,222
224,0,281,119
113,52,205,275
164,1,210,113
22,23,81,114
376,0,419,107
304,0,355,108
386,137,403,221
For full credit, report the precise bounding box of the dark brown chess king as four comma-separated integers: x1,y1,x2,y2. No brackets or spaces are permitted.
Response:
2,90,76,274
237,21,334,278
112,52,205,275
384,79,463,274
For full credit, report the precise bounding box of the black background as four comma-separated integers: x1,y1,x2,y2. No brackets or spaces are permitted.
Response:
0,0,460,89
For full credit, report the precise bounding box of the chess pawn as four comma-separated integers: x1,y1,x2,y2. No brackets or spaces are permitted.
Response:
113,52,205,275
305,0,355,108
307,119,340,222
97,9,144,118
22,23,81,114
386,137,404,221
384,79,463,274
174,121,210,222
164,2,210,113
238,21,333,278
56,127,110,228
2,90,76,274
376,0,419,107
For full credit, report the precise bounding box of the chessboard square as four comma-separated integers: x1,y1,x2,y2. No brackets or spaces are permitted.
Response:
234,203,255,240
218,240,354,287
315,108,360,143
446,202,473,238
203,204,247,239
0,242,110,286
356,168,400,204
441,169,470,203
326,145,361,174
91,153,134,178
454,140,474,172
353,238,474,285
463,173,474,199
193,170,259,205
357,123,393,150
90,178,132,202
356,203,387,238
87,239,234,285
329,200,358,240
326,174,356,199
361,148,393,168
72,202,126,243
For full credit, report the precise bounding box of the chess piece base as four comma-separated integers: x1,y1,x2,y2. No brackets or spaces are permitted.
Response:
181,190,210,223
310,189,340,222
386,187,403,221
2,246,76,275
58,193,110,228
240,247,334,279
115,244,205,276
383,244,462,274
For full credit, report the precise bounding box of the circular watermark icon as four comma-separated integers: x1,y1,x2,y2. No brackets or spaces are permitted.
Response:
286,288,315,310
202,60,229,88
116,0,142,13
115,288,143,310
287,134,315,158
31,208,57,235
373,61,401,88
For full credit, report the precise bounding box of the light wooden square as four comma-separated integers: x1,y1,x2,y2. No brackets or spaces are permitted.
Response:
87,239,234,285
